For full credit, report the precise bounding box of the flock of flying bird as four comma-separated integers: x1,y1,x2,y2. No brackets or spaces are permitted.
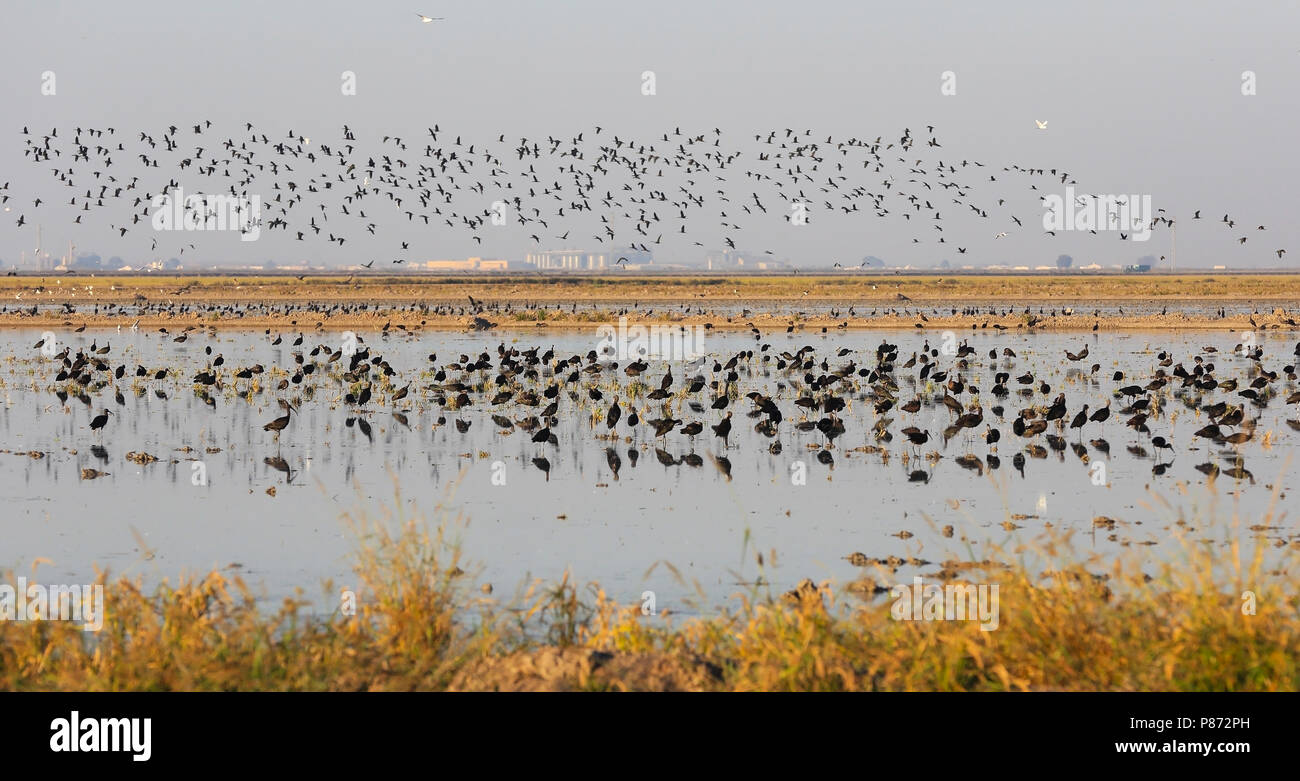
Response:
6,118,1290,266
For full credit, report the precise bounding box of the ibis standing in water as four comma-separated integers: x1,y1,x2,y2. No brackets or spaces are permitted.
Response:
1069,404,1090,439
711,411,733,447
263,400,294,440
90,408,112,435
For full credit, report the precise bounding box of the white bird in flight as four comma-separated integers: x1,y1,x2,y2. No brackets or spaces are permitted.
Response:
416,13,443,23
1035,120,1048,129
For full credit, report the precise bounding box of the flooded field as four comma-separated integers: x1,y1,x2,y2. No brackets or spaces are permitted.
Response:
2,322,1297,615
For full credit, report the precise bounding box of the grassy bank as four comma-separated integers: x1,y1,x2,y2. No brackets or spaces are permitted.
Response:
2,506,1297,691
4,272,1300,304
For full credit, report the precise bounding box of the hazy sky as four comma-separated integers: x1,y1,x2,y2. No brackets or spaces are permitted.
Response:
2,0,1297,269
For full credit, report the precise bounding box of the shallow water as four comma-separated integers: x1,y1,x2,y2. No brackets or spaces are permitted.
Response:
1,323,1297,615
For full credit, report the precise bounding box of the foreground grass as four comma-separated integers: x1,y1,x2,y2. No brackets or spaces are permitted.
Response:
1,510,1297,691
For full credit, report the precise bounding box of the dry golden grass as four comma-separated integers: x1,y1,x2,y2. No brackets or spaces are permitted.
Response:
2,503,1296,691
3,272,1300,305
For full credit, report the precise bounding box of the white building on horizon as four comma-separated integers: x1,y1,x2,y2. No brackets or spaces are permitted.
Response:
524,247,651,270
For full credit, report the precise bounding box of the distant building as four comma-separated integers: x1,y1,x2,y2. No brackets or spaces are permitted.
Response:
524,251,586,270
705,249,767,269
422,257,509,271
67,253,102,271
524,248,649,270
704,249,794,270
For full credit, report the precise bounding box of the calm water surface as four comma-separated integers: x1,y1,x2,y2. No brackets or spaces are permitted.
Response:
1,323,1296,614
